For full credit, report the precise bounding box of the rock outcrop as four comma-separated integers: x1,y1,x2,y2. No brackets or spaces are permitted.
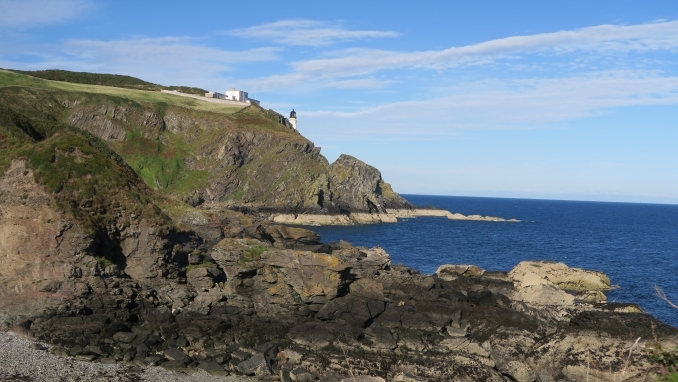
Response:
509,261,612,303
270,208,519,226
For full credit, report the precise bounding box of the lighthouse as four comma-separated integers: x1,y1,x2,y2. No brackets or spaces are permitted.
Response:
289,109,297,130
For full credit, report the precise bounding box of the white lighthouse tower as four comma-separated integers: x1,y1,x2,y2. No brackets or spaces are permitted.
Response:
289,109,297,130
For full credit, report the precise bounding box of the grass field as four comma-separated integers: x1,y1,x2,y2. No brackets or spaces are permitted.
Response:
0,69,244,115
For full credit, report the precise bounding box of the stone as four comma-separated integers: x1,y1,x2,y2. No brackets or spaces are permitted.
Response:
31,343,47,350
362,326,397,350
112,331,137,344
498,361,536,382
197,360,229,376
278,349,303,365
316,279,386,326
288,322,335,349
575,290,607,302
237,353,271,376
515,283,575,306
161,360,188,371
393,373,419,382
75,354,97,362
290,367,315,382
435,264,485,281
509,261,611,292
341,377,385,382
145,355,165,366
164,348,191,364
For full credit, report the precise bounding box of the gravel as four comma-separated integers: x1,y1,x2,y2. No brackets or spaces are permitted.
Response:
0,332,256,382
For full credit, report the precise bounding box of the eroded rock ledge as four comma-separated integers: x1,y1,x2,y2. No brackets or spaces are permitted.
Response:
270,208,520,226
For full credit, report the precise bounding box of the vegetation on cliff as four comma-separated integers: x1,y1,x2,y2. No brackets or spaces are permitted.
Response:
0,93,172,235
0,69,411,214
8,68,208,95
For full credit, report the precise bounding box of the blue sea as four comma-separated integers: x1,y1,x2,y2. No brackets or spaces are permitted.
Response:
307,195,678,328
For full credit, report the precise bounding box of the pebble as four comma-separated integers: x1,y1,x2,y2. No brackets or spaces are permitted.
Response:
0,331,255,382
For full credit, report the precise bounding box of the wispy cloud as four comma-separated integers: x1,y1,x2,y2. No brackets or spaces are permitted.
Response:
326,78,394,89
0,0,91,28
2,37,280,87
227,19,399,46
249,20,678,90
302,71,678,138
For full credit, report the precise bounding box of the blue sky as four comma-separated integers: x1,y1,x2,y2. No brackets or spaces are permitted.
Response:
2,0,678,204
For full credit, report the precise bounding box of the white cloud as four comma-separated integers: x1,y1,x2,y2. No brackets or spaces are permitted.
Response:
227,19,399,46
0,0,91,28
3,37,280,87
302,71,678,138
326,78,394,89
250,20,678,89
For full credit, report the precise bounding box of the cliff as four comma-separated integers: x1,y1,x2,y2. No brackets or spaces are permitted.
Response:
0,69,412,216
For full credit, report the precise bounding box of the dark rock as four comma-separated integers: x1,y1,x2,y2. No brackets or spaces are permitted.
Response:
145,355,165,366
135,344,150,358
197,360,229,376
316,279,386,326
75,354,97,362
213,353,231,364
287,322,336,349
161,360,188,371
231,350,252,362
30,343,47,351
164,348,191,365
237,353,271,376
290,367,316,382
112,332,137,344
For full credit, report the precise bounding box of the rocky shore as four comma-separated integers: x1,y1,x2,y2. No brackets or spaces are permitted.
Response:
1,161,675,380
0,331,255,381
269,208,519,226
1,226,675,381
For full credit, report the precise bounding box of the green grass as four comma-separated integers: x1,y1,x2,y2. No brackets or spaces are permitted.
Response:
95,256,114,267
239,245,271,264
0,102,173,235
114,128,208,196
0,69,243,115
186,262,214,272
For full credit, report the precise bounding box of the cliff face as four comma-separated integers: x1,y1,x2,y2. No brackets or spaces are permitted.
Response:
0,79,411,215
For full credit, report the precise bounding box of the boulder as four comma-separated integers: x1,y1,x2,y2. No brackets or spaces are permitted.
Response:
237,353,271,376
509,261,611,292
435,264,485,281
164,348,191,365
341,377,385,382
316,279,386,326
289,367,315,382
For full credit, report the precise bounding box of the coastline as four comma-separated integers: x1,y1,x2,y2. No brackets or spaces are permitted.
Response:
269,208,520,226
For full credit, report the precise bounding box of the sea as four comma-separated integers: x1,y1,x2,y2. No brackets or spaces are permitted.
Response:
305,195,678,328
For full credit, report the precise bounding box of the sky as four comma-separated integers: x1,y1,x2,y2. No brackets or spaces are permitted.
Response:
1,0,678,204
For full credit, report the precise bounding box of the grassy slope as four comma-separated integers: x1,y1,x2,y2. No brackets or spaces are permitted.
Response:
0,70,320,208
0,69,376,213
8,69,208,96
0,102,173,235
0,70,243,115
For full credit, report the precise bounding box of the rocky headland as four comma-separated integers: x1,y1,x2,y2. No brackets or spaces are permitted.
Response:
0,69,676,381
269,208,519,226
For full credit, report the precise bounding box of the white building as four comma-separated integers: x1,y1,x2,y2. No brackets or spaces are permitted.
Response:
225,88,248,102
289,109,297,130
205,91,225,99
